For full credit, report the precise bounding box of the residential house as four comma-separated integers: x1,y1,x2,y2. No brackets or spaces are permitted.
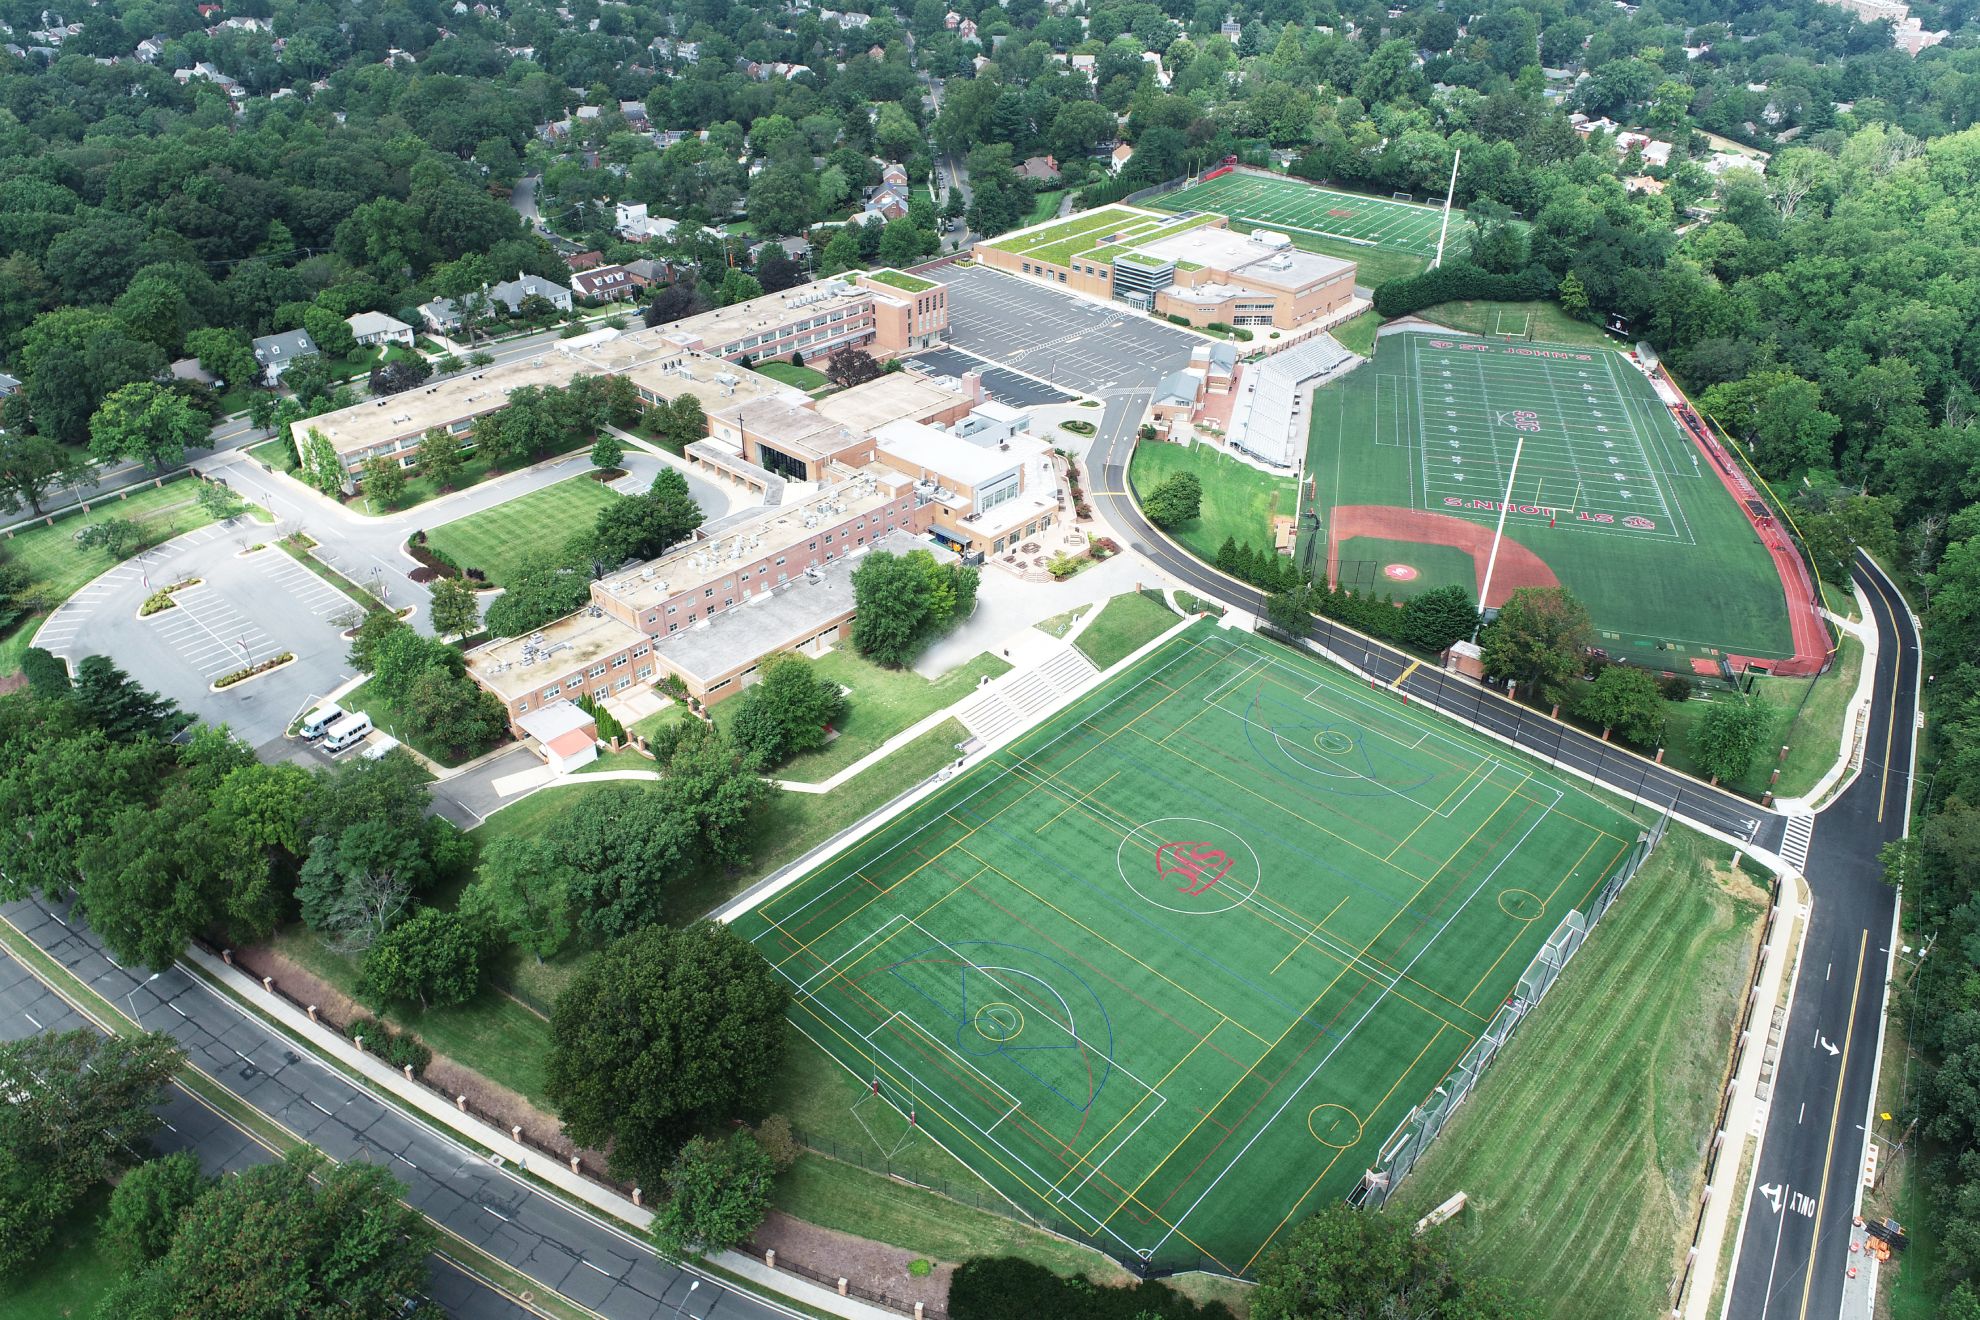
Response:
1219,13,1242,37
570,264,638,303
1069,52,1096,74
0,372,19,396
958,16,977,39
252,329,318,385
1110,141,1134,173
943,8,960,26
566,250,606,272
346,311,414,347
820,8,869,27
624,258,670,286
134,34,166,61
618,99,650,129
169,358,218,387
1017,154,1061,183
419,272,572,331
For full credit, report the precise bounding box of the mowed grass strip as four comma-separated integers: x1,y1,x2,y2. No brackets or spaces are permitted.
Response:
424,474,621,586
1153,174,1450,255
1072,589,1178,669
1385,826,1765,1320
1129,440,1295,565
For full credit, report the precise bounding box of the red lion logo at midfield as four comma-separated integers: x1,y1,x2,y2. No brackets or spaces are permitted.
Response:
1155,841,1233,896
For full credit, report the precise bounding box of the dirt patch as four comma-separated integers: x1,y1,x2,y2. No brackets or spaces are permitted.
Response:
751,1210,954,1316
1326,504,1559,607
234,942,602,1169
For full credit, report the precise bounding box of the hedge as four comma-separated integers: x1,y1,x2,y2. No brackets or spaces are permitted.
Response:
948,1257,1236,1320
345,1015,434,1077
1371,261,1558,319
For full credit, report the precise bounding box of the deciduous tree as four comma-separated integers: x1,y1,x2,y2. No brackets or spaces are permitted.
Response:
1397,584,1479,653
1690,696,1774,785
1479,587,1595,706
463,836,576,961
358,906,483,1010
428,575,482,639
416,426,465,488
361,453,408,506
104,1153,211,1270
0,432,92,517
1576,664,1667,747
545,923,788,1188
649,1132,776,1259
87,382,207,476
1142,470,1202,527
726,652,848,768
1252,1205,1529,1320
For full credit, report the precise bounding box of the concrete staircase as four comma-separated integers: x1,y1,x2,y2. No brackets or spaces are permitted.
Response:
957,645,1100,747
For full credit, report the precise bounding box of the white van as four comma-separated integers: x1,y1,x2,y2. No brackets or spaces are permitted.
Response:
360,733,402,761
321,712,374,754
299,703,344,741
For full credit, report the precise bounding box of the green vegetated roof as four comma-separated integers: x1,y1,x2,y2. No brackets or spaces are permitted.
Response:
865,268,936,293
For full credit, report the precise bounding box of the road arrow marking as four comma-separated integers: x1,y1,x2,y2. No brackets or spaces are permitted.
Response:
1759,1182,1784,1215
1817,1034,1840,1056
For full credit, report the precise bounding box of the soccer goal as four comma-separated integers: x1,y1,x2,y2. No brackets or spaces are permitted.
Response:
1390,191,1415,203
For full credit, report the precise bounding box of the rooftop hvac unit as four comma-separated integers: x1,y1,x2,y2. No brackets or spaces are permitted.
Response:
529,632,546,645
640,568,654,580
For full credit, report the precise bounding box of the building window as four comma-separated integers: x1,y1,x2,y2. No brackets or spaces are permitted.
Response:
542,684,560,698
704,587,714,597
633,644,650,658
516,700,529,713
588,664,606,678
668,623,679,633
615,677,632,690
637,665,654,680
612,655,628,668
776,556,786,565
666,604,678,615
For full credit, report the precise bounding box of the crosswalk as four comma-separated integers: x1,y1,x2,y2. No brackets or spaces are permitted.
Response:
1778,812,1815,873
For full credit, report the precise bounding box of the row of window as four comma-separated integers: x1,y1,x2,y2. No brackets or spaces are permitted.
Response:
514,661,660,715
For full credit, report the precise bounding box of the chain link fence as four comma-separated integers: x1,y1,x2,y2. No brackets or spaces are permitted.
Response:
1350,813,1668,1209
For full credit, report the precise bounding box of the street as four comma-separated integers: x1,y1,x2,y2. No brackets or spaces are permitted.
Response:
1722,552,1914,1320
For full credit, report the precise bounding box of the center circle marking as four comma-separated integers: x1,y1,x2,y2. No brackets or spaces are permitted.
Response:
1499,888,1544,921
1383,563,1420,581
973,1002,1024,1043
1309,1104,1363,1148
1315,728,1356,756
1116,817,1261,915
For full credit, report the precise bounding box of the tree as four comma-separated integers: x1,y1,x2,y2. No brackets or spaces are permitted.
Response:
649,1132,776,1259
462,837,576,961
718,268,765,307
590,433,624,472
851,549,935,665
78,787,270,970
104,1153,211,1270
726,652,848,768
297,820,423,951
72,655,188,742
20,647,70,698
0,432,92,517
1398,585,1478,653
1265,581,1322,638
301,428,345,496
0,1030,182,1279
660,721,772,869
484,552,594,636
589,472,705,566
399,667,507,761
545,784,692,937
1479,587,1595,705
1142,471,1202,526
184,328,259,390
113,1148,432,1317
1690,697,1774,785
545,923,789,1188
18,308,166,443
428,575,481,639
825,345,883,388
658,395,707,450
1577,664,1667,746
301,305,357,359
416,426,465,489
361,454,408,506
88,382,207,476
196,481,248,522
1558,269,1590,318
358,906,483,1010
1252,1205,1528,1320
75,517,148,560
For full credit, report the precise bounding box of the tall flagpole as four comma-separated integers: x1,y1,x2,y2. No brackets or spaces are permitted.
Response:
1471,434,1524,644
1432,149,1461,269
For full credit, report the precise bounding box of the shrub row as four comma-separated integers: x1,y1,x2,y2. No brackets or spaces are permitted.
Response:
345,1015,434,1077
1371,260,1558,319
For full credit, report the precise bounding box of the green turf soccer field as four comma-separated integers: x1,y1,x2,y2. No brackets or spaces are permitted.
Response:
1305,329,1794,665
1152,172,1455,257
735,623,1644,1276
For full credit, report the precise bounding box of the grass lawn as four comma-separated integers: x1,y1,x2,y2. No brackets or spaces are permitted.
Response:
1035,604,1091,638
1385,826,1766,1320
0,1183,116,1318
269,923,559,1109
0,476,258,678
755,360,830,391
631,702,688,744
363,443,593,517
1331,307,1383,358
574,747,655,774
716,649,1010,782
250,435,299,473
1657,634,1863,798
1024,189,1066,225
1129,440,1296,564
1412,298,1615,350
424,475,622,586
1071,590,1177,669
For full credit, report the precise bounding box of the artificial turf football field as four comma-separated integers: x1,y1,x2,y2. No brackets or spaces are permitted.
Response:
1151,172,1455,256
1305,329,1795,665
736,623,1643,1275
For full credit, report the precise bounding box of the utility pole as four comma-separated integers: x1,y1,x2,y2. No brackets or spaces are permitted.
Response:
1470,434,1524,644
1432,149,1461,269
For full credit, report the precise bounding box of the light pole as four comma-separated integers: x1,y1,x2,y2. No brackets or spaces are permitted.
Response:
671,1278,700,1319
124,972,162,1022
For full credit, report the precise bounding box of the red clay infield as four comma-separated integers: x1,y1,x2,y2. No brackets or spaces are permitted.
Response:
1327,505,1560,607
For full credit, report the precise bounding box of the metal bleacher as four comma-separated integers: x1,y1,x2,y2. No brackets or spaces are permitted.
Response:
1228,333,1356,468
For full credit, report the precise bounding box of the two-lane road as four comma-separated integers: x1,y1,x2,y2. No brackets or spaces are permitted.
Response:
1723,552,1916,1320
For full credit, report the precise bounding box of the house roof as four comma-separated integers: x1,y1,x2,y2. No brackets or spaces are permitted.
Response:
491,272,569,305
571,264,636,296
516,699,600,745
546,728,595,758
252,329,317,363
1154,369,1198,405
346,311,410,337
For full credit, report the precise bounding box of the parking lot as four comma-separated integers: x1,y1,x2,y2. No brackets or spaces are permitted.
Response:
902,347,1072,407
940,264,1200,392
148,582,289,682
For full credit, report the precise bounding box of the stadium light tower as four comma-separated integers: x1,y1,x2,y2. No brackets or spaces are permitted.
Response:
1470,434,1525,645
1431,150,1461,269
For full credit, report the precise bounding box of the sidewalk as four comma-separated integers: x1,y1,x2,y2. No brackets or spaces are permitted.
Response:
185,942,904,1320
